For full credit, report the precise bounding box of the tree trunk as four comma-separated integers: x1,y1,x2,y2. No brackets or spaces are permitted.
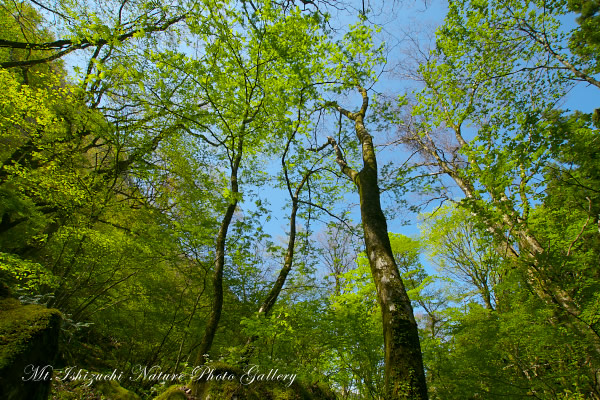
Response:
327,88,428,399
241,149,315,361
192,132,243,374
256,201,297,316
240,199,298,362
193,199,237,366
359,168,428,399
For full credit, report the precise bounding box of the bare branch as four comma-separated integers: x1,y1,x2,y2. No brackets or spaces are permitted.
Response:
326,136,358,182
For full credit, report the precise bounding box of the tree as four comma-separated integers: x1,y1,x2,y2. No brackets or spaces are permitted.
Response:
316,223,361,296
322,87,428,398
0,4,225,383
134,2,334,385
421,205,501,311
388,0,600,396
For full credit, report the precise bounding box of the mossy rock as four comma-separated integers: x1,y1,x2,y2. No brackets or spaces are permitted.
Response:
51,377,142,400
50,378,98,400
185,362,337,400
94,380,142,400
153,385,189,400
0,298,61,400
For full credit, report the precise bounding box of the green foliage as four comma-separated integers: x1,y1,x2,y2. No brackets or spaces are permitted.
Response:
153,385,188,400
568,0,600,73
0,3,219,384
325,19,385,90
0,1,65,81
406,2,600,395
4,0,599,398
422,273,599,399
420,205,501,309
0,252,58,293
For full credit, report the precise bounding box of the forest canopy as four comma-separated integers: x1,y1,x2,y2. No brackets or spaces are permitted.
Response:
0,0,598,399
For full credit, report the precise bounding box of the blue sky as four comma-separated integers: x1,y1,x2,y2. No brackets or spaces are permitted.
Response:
56,0,599,288
252,0,599,288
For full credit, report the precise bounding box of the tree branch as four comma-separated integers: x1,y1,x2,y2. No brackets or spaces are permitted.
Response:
0,13,187,68
326,136,358,182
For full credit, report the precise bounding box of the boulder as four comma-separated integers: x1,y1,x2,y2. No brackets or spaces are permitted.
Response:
95,380,142,400
154,363,337,400
0,297,61,400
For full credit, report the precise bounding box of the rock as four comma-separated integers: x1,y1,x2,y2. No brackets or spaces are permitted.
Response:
158,362,338,400
0,297,61,400
154,385,189,400
94,380,142,400
50,372,142,400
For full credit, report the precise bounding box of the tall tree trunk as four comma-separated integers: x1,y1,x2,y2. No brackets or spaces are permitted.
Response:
193,200,237,365
242,134,315,361
193,134,243,370
256,201,298,316
240,199,298,363
327,88,428,399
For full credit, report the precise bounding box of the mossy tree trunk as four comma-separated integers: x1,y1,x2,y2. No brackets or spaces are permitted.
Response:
326,88,428,399
193,123,245,371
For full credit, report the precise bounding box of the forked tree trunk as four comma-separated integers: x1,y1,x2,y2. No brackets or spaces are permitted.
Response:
326,88,428,399
190,132,243,397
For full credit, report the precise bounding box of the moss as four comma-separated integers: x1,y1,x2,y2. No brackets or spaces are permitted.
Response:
0,299,61,400
188,363,337,400
271,386,300,400
51,379,98,400
153,385,188,400
197,361,244,378
0,297,20,310
203,380,251,399
0,300,61,370
51,378,142,400
94,380,141,400
191,362,247,399
305,382,338,400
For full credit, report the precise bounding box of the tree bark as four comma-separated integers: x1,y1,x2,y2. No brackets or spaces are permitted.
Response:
193,200,237,365
193,133,244,370
327,88,428,399
241,132,316,361
239,198,298,362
